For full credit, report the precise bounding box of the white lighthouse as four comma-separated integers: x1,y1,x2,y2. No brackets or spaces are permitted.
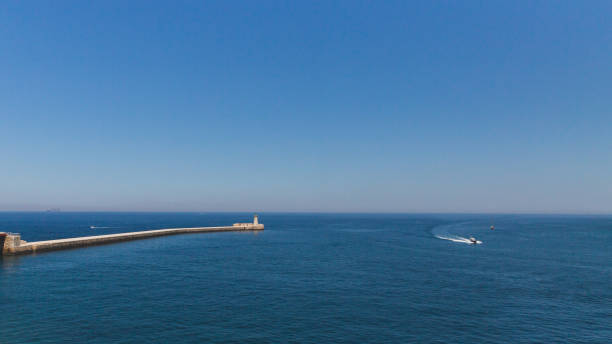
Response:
232,214,263,230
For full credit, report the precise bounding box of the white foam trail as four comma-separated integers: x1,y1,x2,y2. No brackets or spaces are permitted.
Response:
435,234,482,245
89,226,117,229
431,222,482,245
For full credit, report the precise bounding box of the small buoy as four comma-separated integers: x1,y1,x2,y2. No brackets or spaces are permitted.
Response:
490,225,495,230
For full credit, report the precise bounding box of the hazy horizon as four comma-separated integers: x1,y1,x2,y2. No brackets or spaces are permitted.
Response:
1,208,610,216
2,1,611,214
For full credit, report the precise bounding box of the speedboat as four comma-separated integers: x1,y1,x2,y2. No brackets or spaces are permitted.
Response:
469,237,478,244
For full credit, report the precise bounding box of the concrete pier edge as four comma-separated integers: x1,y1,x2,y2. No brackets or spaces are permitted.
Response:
1,215,263,256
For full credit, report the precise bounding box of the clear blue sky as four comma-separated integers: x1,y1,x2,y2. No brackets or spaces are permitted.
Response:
1,1,611,213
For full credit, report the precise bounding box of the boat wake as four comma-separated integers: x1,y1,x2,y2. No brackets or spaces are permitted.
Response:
89,226,118,229
432,222,482,245
435,234,482,245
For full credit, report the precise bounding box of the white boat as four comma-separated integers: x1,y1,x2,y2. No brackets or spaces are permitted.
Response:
469,237,482,244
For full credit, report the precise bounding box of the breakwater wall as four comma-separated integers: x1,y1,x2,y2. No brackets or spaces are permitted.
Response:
1,216,263,256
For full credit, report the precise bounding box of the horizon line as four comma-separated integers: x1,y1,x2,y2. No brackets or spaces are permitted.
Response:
0,210,610,216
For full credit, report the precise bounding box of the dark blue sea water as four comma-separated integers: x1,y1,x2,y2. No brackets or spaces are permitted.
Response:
1,212,611,343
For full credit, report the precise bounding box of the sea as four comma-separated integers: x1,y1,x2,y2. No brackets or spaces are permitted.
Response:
1,212,610,343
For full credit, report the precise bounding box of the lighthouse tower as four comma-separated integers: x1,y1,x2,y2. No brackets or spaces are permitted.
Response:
232,214,263,230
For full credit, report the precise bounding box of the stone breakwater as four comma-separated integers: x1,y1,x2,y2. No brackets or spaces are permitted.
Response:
1,220,263,256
